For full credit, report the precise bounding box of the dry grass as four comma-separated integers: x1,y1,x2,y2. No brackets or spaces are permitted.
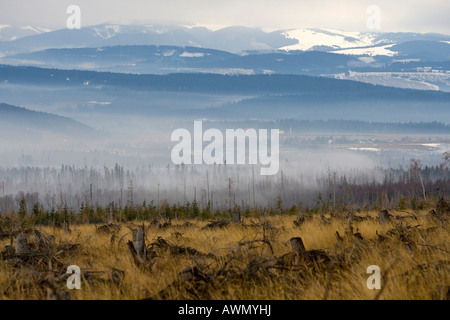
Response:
0,210,449,300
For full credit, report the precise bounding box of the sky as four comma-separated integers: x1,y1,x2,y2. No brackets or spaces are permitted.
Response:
0,0,449,34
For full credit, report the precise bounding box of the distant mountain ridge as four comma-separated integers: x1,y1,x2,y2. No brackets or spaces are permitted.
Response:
0,102,97,136
1,23,448,55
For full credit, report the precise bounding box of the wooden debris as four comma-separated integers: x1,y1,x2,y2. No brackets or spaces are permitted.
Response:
150,236,214,259
96,223,121,234
428,209,438,219
202,219,230,229
353,228,364,242
157,218,172,229
178,266,206,282
376,230,387,243
346,212,371,222
335,231,344,242
321,215,331,224
110,268,125,286
293,212,305,227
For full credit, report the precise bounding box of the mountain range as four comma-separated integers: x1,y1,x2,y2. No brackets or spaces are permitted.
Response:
1,23,449,91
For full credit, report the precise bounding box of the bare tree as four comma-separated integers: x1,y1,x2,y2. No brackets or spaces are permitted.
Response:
409,159,426,200
441,152,450,169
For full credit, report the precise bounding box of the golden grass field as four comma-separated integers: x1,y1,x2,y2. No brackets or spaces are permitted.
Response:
0,210,449,300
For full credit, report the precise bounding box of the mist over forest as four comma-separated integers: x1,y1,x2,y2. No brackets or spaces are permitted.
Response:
0,24,449,221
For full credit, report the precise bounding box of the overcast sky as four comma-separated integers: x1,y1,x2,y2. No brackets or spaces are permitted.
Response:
1,0,449,34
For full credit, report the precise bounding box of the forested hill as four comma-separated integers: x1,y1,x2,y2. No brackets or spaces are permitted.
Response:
0,103,96,136
1,64,450,101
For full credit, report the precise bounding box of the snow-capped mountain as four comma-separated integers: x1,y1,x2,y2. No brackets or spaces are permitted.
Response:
0,25,51,41
0,23,296,54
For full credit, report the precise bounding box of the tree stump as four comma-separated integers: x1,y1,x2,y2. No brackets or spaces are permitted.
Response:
290,237,306,255
232,212,241,224
134,225,146,261
379,210,393,224
15,235,28,254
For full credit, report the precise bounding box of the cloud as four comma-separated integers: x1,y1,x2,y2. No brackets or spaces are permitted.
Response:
0,0,448,33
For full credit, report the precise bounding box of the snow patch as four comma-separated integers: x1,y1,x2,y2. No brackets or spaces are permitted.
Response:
349,147,380,152
21,26,49,33
333,44,397,56
422,143,440,147
163,50,176,57
164,67,254,75
180,52,205,58
280,28,377,51
87,101,111,105
93,25,122,39
183,23,228,31
78,63,97,69
358,57,375,64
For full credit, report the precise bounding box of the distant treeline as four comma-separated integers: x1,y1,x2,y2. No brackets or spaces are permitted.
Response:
204,119,450,134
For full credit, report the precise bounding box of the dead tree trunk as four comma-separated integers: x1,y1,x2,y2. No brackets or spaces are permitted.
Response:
108,202,114,224
63,221,71,234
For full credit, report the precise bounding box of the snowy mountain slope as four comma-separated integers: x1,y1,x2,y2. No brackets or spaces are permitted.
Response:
329,71,450,91
280,29,379,51
279,28,450,54
1,23,448,56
